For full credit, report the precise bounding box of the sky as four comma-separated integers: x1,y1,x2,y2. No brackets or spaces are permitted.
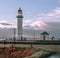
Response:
0,0,60,30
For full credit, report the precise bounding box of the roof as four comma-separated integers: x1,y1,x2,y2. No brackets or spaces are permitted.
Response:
18,8,22,12
41,31,49,35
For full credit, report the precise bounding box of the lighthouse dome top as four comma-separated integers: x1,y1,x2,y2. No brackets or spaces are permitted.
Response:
18,8,23,14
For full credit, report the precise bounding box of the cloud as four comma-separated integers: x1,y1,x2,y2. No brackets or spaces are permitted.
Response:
0,21,12,26
0,19,47,30
23,20,32,26
0,20,15,28
37,7,60,22
23,19,48,30
23,7,60,30
47,7,60,18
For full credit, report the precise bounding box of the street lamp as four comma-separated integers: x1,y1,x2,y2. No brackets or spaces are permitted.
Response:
13,28,16,45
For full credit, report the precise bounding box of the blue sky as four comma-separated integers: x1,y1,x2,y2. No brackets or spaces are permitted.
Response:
0,0,60,29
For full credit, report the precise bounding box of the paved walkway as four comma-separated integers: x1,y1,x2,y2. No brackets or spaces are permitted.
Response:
0,44,60,53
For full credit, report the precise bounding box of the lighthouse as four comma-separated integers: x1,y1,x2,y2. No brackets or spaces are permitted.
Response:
16,8,23,40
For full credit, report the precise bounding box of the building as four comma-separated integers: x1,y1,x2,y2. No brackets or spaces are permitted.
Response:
16,8,23,40
41,31,49,40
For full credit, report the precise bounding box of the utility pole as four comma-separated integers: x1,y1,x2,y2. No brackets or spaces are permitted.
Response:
33,30,35,40
13,28,16,45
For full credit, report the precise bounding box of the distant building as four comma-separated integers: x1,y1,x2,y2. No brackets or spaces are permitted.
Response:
41,31,49,40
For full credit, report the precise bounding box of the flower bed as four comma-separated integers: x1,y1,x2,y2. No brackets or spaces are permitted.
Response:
0,46,56,58
0,47,36,58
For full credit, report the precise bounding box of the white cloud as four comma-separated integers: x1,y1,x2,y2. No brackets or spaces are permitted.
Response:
47,7,60,18
23,19,48,30
36,7,60,22
0,20,16,28
0,21,12,25
9,7,60,30
23,19,32,26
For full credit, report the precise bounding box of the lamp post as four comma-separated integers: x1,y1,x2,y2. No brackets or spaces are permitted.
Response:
13,28,16,45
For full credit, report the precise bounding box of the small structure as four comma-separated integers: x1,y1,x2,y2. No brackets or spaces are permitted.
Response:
41,31,49,40
51,36,55,40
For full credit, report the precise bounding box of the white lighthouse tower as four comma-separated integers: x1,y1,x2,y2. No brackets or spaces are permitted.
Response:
16,8,23,40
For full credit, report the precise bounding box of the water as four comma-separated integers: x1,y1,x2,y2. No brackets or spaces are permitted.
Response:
47,54,60,58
